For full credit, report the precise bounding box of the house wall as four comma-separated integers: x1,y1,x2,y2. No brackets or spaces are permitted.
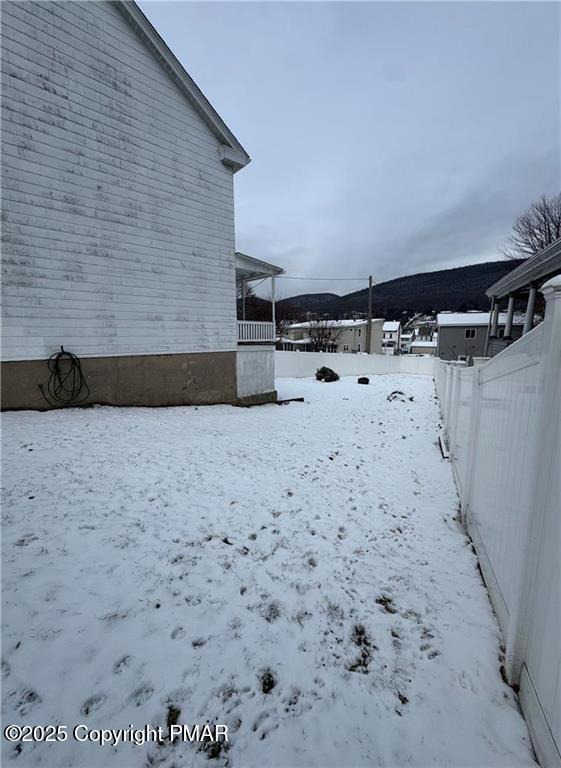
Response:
437,324,523,360
410,344,435,356
1,1,239,406
370,321,383,354
337,326,359,352
337,321,382,354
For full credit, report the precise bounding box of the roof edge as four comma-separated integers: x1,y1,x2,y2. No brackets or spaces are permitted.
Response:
486,238,561,299
236,252,285,277
113,1,250,171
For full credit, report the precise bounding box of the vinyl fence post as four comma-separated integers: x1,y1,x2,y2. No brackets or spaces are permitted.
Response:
460,363,483,524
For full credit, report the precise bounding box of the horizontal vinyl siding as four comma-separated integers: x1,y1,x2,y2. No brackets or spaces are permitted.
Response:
1,0,238,361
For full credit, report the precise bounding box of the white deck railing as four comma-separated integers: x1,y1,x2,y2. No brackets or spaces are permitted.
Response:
237,320,275,343
434,276,561,767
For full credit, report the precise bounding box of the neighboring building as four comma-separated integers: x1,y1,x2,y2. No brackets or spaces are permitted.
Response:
414,322,436,341
284,319,384,354
410,340,437,356
382,321,401,355
485,237,561,357
400,331,414,354
1,1,280,408
436,312,524,361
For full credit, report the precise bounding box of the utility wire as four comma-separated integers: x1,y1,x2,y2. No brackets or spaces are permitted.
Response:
277,276,374,282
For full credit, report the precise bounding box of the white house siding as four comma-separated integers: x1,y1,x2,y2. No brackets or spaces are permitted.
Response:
1,0,237,362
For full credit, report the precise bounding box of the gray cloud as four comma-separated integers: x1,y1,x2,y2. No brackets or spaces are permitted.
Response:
140,1,560,298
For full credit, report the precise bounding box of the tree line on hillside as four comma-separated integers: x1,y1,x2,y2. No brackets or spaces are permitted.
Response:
237,192,560,326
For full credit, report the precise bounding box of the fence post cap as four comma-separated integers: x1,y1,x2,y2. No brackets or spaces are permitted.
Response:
540,274,561,299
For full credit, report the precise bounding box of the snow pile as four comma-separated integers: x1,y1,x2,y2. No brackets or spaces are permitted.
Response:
1,375,535,767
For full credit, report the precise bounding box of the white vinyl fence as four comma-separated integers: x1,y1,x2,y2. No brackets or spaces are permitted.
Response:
435,277,561,767
275,350,436,378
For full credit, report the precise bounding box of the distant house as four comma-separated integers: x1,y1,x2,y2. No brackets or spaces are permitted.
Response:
283,319,383,354
1,1,281,409
436,312,524,361
410,340,437,356
382,321,401,355
400,331,414,354
414,322,436,341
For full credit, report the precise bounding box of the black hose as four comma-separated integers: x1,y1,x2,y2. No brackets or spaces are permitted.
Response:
39,346,90,407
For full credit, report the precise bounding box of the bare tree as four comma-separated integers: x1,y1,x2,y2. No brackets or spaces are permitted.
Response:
308,320,342,352
502,193,561,260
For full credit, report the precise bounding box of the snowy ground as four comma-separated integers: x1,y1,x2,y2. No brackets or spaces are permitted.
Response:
2,375,535,768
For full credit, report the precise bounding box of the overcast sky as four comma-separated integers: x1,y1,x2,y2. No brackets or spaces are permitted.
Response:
140,1,560,298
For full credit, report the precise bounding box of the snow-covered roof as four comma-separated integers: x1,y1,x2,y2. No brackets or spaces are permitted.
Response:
411,340,437,348
287,319,383,330
437,312,525,327
383,321,401,332
288,337,313,345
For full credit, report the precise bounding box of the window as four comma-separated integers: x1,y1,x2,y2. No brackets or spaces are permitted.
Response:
358,329,361,336
498,328,504,338
343,345,349,351
464,329,476,339
358,344,361,352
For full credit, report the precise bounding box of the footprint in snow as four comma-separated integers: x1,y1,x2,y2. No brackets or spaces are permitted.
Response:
113,655,131,674
1,659,11,679
81,693,106,716
260,601,282,623
12,688,41,716
129,684,154,707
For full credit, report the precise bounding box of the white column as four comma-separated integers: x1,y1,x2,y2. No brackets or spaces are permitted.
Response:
484,296,495,356
504,296,515,337
523,285,537,335
490,301,500,336
271,274,276,343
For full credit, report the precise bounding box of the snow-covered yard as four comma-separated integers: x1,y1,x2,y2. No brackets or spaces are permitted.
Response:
2,375,535,767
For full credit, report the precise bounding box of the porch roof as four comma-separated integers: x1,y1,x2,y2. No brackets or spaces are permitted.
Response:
486,237,561,300
235,252,284,282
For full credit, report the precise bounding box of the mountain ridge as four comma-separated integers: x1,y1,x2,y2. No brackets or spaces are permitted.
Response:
275,259,524,319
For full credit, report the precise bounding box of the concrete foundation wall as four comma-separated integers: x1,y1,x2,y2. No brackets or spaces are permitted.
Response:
1,351,237,410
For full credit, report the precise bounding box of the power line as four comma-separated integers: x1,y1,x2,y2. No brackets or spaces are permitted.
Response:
276,276,373,282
